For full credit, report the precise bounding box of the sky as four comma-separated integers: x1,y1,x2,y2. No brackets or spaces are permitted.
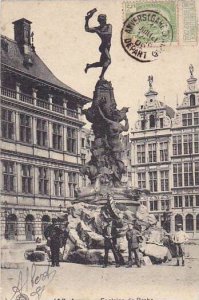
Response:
1,0,199,129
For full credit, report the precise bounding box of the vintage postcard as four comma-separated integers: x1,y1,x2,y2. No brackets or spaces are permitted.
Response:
1,1,199,300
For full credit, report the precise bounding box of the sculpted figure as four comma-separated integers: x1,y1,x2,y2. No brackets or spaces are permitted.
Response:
84,9,112,80
98,106,129,138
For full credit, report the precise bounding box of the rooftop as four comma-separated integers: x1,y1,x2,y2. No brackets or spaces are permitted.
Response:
1,34,90,104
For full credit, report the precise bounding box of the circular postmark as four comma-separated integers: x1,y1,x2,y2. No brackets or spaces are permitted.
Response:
121,10,173,62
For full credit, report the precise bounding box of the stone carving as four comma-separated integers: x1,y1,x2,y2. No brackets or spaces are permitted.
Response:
77,10,149,202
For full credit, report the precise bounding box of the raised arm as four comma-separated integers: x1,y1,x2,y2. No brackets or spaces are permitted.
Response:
85,8,98,33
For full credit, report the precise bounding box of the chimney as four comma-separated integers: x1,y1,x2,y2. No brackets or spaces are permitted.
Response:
12,18,32,53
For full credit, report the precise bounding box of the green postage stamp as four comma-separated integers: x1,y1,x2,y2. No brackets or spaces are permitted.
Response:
122,0,198,62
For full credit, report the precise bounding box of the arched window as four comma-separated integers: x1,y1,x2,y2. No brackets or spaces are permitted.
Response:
196,214,199,231
150,115,155,128
41,215,51,238
175,214,183,230
6,214,18,240
186,214,193,231
25,214,35,241
190,94,196,106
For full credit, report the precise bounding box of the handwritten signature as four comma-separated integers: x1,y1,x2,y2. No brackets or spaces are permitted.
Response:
8,263,56,300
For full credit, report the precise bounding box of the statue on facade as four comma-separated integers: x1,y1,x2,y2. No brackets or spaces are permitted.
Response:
84,9,112,80
148,75,153,90
189,64,194,78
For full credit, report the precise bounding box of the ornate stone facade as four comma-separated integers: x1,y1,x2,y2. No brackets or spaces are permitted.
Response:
0,18,91,241
131,69,199,239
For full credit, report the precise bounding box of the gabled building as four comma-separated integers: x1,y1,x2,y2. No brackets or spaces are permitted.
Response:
131,67,199,238
131,77,174,231
171,65,199,238
1,18,91,241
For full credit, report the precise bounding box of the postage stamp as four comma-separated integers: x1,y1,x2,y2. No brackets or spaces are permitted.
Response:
122,0,198,47
121,10,173,62
123,1,178,42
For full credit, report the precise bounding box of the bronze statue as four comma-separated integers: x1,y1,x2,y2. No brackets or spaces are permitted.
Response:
84,9,112,80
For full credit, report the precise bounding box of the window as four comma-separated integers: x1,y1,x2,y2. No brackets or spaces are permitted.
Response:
149,171,157,192
67,127,77,154
54,170,64,196
194,133,199,153
22,165,32,193
81,138,85,148
190,94,195,106
2,161,15,192
137,144,145,163
196,214,199,231
1,108,14,139
137,172,146,189
161,200,169,211
150,200,158,211
159,118,164,128
186,214,193,231
184,162,193,186
81,154,86,166
68,172,77,198
149,115,155,128
160,142,168,161
174,196,183,208
141,120,146,130
182,113,192,126
82,176,87,187
38,167,49,195
185,195,193,207
196,195,199,206
20,114,31,143
183,134,193,154
148,143,157,162
37,119,47,147
173,164,182,187
53,123,62,150
194,112,199,125
195,162,199,185
173,136,182,155
160,171,169,191
175,214,183,231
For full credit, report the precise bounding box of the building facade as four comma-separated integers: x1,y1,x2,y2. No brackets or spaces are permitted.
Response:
131,68,199,239
0,18,91,241
171,66,199,239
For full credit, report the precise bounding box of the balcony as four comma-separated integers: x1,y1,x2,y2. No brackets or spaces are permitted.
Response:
1,86,78,119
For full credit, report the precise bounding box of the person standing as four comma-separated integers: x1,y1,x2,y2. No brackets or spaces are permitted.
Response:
102,219,121,268
126,223,142,268
44,218,63,267
173,224,189,266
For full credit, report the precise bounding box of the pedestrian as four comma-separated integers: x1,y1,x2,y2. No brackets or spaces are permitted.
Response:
44,218,63,267
102,219,121,268
126,223,142,268
173,224,189,266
